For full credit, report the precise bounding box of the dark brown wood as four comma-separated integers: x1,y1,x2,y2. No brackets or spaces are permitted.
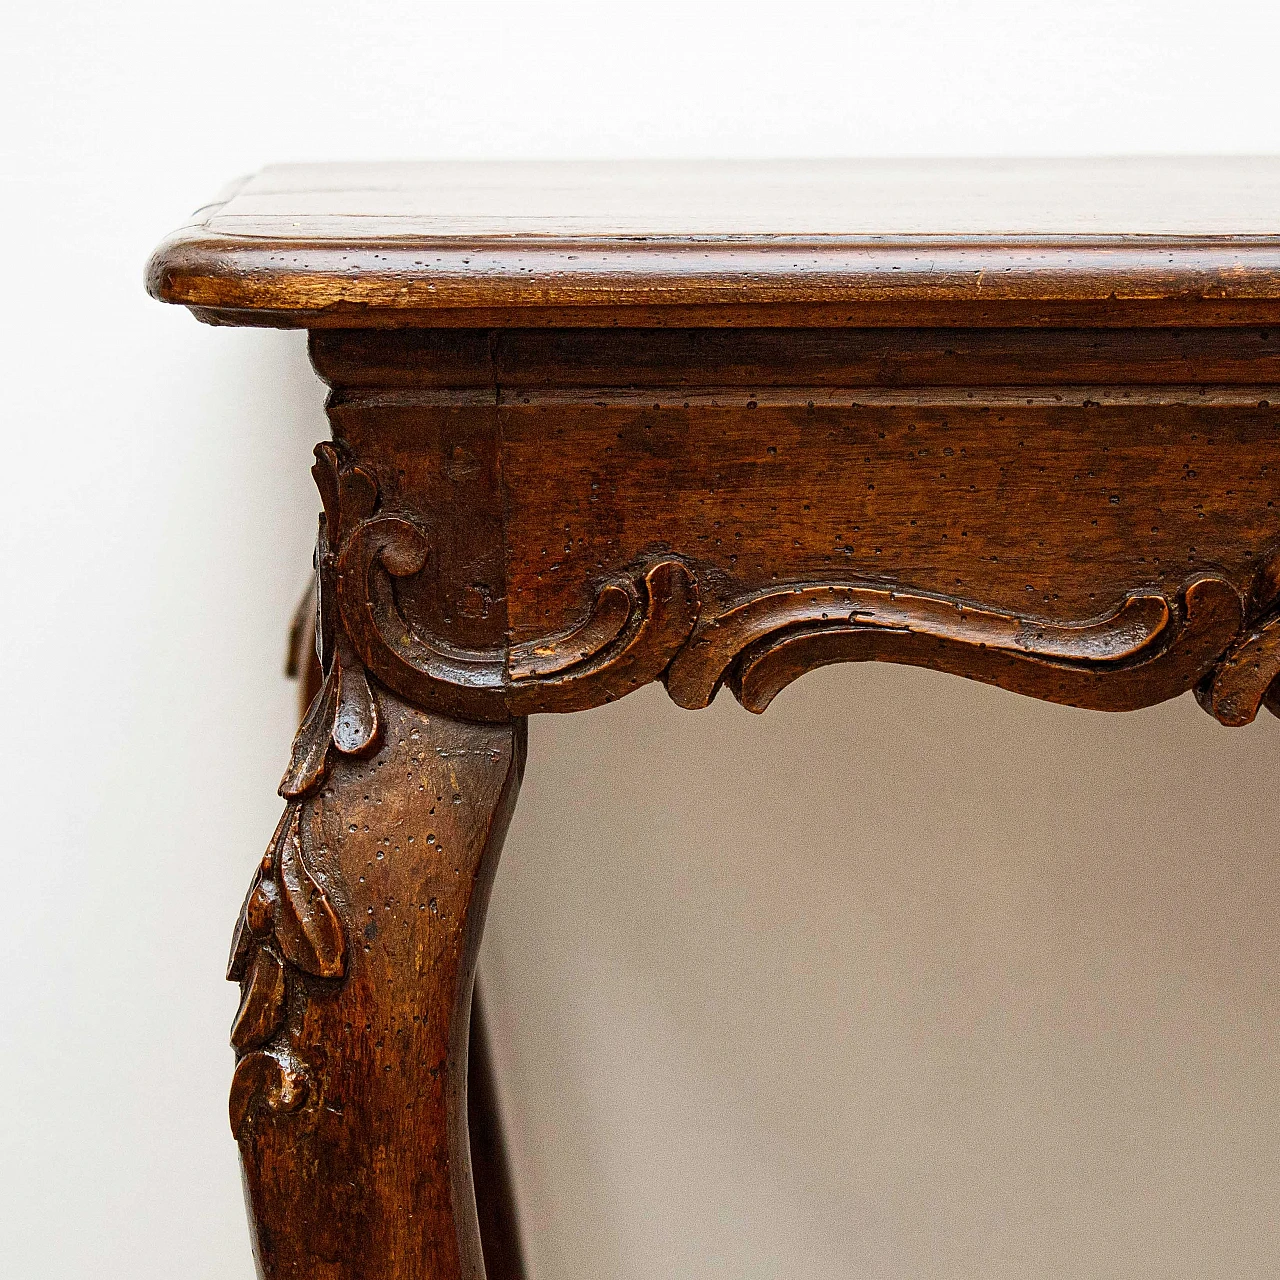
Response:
298,325,1280,726
312,325,1280,387
146,159,1280,329
286,586,528,1280
150,159,1280,1280
229,693,524,1280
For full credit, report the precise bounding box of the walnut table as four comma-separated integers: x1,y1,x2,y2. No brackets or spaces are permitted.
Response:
148,159,1280,1279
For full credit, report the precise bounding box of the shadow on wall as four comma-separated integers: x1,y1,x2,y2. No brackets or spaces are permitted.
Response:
480,665,1280,1280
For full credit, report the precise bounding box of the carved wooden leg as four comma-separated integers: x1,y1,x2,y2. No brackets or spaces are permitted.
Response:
286,579,528,1278
228,687,525,1280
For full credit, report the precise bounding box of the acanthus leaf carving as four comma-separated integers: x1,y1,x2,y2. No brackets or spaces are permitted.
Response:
229,1050,309,1142
229,807,288,984
279,670,339,799
1196,547,1280,725
238,438,1280,1147
227,794,345,1136
230,949,286,1053
274,805,345,980
1197,614,1280,725
279,448,386,801
303,437,1280,727
330,652,379,758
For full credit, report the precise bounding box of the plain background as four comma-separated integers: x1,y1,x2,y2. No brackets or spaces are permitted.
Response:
6,2,1280,1276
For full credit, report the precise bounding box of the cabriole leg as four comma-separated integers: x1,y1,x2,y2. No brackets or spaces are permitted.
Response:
228,688,525,1280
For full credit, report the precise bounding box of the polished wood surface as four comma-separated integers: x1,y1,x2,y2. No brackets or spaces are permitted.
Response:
147,159,1280,327
150,160,1280,1279
177,158,1280,235
287,589,527,1280
305,326,1280,724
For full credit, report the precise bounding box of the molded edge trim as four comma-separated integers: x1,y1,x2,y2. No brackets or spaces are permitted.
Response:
146,230,1280,325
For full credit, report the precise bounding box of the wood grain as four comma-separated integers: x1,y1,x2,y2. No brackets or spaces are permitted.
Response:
231,696,525,1280
170,159,1280,237
286,590,528,1280
311,326,1280,388
147,160,1280,327
300,323,1280,727
149,161,1280,1280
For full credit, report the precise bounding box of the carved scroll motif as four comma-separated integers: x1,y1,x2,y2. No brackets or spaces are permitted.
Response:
228,441,705,1137
1194,549,1280,725
307,440,1280,725
314,441,700,723
227,801,345,1138
226,449,382,1136
1199,614,1280,724
228,462,1280,1140
665,575,1248,717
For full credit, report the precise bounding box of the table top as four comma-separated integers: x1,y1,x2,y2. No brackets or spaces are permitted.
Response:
147,159,1280,327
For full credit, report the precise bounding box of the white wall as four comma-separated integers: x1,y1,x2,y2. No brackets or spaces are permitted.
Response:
5,3,1280,1277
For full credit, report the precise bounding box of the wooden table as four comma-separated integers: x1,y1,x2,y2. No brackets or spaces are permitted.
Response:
149,159,1280,1280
